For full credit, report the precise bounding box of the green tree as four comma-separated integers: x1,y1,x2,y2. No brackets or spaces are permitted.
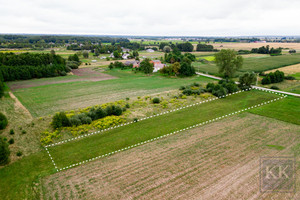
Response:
215,49,243,78
179,62,195,76
140,58,154,75
163,46,171,53
0,136,10,165
83,51,89,58
0,112,8,130
238,72,256,89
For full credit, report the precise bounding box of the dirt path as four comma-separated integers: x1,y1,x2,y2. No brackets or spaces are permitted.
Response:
9,92,32,119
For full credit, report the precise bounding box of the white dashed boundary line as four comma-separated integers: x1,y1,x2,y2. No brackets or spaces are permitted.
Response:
45,147,58,171
45,88,262,148
45,90,286,172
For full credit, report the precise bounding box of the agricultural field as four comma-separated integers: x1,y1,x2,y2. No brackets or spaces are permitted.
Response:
10,69,213,117
194,53,300,76
1,43,300,199
41,113,300,199
1,85,299,199
211,42,300,51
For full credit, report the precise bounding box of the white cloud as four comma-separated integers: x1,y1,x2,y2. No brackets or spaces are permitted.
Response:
0,0,299,36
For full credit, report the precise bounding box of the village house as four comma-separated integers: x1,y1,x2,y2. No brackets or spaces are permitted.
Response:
146,49,155,53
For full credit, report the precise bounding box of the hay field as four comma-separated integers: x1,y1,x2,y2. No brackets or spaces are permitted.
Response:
211,42,300,51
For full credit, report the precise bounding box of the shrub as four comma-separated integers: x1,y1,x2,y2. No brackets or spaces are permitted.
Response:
16,151,22,157
8,138,14,145
212,85,228,97
152,97,160,104
179,86,186,90
193,82,200,87
70,116,82,126
270,86,280,90
0,112,8,130
125,97,130,101
125,103,130,108
182,88,192,96
285,76,296,80
133,118,138,122
9,129,14,135
0,136,10,165
206,83,215,92
51,112,70,129
60,71,67,76
22,130,26,134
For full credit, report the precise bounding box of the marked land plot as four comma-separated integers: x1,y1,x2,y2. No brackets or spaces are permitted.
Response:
46,89,281,170
42,113,300,200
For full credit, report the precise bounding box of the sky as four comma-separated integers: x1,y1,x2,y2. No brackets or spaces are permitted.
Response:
1,0,300,36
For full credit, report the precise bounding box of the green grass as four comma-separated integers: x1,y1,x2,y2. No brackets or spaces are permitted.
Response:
12,70,214,117
266,144,285,150
48,90,279,168
249,96,300,125
291,73,300,80
193,53,300,76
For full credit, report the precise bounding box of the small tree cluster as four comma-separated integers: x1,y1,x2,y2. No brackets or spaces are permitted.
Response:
108,61,131,70
206,79,238,97
251,45,282,55
238,72,256,90
138,58,154,75
196,44,217,52
52,105,125,129
180,82,205,96
261,70,284,85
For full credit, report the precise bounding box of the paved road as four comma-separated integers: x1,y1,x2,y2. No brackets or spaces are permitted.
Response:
196,72,300,98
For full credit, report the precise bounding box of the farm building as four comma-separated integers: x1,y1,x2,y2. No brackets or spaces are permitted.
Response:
146,49,155,52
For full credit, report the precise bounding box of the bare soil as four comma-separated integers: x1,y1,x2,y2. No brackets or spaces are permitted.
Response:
41,113,300,199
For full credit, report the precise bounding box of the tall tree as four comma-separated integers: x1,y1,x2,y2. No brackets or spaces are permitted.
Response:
140,58,154,75
238,72,256,89
215,49,243,78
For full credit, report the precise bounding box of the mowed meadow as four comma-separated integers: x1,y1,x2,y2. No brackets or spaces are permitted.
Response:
9,69,214,117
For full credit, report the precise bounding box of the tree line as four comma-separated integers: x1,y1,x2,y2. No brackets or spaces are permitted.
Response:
0,52,68,81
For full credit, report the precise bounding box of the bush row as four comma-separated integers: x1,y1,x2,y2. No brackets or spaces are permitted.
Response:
52,105,126,129
261,70,284,85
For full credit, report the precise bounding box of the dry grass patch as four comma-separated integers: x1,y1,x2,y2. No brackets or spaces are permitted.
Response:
265,63,300,75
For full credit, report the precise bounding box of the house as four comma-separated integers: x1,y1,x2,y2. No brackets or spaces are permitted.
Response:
121,47,130,53
109,53,114,58
122,53,130,59
146,49,155,53
150,60,161,65
153,63,166,72
100,56,107,59
150,60,166,72
125,60,140,68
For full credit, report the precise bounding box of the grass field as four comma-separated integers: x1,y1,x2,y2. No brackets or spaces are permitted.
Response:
47,90,279,168
193,53,300,76
0,90,298,199
11,70,213,117
41,113,300,199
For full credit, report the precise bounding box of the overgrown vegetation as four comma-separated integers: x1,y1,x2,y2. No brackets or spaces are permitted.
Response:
0,136,10,165
261,70,285,85
0,112,8,130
